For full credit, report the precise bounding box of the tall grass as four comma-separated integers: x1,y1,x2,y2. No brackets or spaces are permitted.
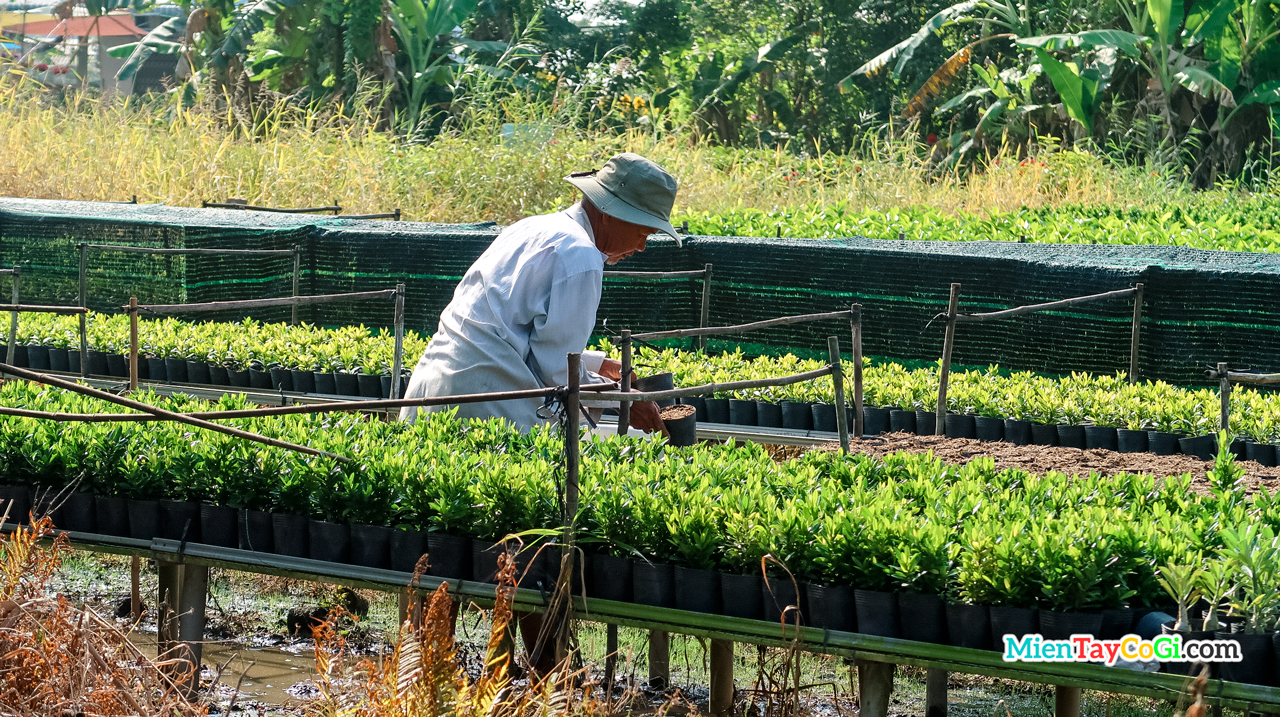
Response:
0,76,1215,225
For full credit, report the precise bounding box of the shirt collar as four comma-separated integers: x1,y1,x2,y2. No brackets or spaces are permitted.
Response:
565,203,605,259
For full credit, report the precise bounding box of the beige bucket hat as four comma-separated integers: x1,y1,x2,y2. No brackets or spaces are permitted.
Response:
566,152,682,246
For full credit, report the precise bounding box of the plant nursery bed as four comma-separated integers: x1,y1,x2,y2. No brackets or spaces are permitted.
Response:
839,432,1280,490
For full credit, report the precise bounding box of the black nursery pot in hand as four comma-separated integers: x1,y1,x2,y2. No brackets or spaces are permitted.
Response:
720,572,763,620
946,603,991,650
309,520,351,564
426,532,471,579
854,589,901,637
239,509,274,552
673,566,720,614
389,528,426,573
781,401,812,430
199,503,238,548
806,583,855,632
587,553,632,602
349,524,392,569
271,513,310,558
632,561,675,608
898,592,948,644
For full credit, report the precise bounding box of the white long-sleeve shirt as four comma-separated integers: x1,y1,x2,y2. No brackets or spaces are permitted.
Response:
400,204,607,429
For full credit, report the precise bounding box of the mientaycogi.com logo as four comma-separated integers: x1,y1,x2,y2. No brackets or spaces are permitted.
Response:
1003,634,1243,666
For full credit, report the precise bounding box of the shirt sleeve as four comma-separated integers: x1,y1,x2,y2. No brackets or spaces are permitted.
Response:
526,267,602,388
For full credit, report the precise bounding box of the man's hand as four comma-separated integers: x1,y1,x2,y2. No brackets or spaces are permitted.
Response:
598,358,629,382
629,399,669,438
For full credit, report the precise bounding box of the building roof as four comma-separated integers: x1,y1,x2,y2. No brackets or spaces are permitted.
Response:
2,12,143,37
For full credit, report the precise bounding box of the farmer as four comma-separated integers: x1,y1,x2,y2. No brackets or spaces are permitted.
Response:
400,151,680,436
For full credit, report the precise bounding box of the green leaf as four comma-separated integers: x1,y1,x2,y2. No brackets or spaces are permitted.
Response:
1174,66,1237,106
1236,80,1280,108
1183,0,1236,46
115,15,185,82
1034,47,1092,134
1018,30,1146,55
1148,0,1184,49
210,0,309,70
842,0,984,85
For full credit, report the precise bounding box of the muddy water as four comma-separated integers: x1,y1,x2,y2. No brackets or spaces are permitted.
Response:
134,631,319,705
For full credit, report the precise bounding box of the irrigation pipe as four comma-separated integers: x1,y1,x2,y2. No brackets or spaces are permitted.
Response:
0,362,351,462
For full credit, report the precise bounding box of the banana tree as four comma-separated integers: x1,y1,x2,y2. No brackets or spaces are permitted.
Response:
389,0,480,137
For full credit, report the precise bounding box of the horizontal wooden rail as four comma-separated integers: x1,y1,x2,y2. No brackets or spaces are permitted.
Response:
0,269,16,275
13,525,1276,714
594,366,832,403
0,382,618,422
955,288,1139,323
2,304,88,314
202,201,341,214
131,289,397,314
83,244,295,257
604,270,708,279
631,310,853,341
1225,372,1280,385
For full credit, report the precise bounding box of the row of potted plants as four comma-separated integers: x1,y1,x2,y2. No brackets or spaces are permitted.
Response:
3,384,1280,680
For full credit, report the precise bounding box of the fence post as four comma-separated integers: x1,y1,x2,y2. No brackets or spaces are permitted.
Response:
926,668,948,717
1055,686,1081,717
565,352,581,527
857,659,895,717
1129,283,1144,383
79,244,89,377
935,283,961,435
828,336,850,453
699,263,713,353
1219,362,1230,433
617,330,632,435
710,638,735,716
605,623,619,697
6,266,18,367
176,563,209,698
128,297,139,391
291,246,302,326
390,284,405,400
851,304,863,438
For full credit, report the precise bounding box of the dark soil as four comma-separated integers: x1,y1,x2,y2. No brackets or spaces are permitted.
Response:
661,404,696,420
819,432,1280,493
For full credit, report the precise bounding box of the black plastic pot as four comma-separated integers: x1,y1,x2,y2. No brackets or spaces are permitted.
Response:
0,484,30,525
309,520,350,563
989,606,1038,651
186,361,211,384
915,410,937,436
105,353,127,378
86,350,108,376
358,373,382,398
704,398,730,424
1270,633,1280,687
1149,431,1181,455
126,498,160,540
674,566,720,614
890,409,916,434
975,416,1004,442
781,401,812,430
291,370,316,394
899,593,948,644
633,561,675,608
662,406,698,447
863,407,891,436
158,499,201,542
761,577,804,624
314,372,337,395
1218,630,1271,685
812,403,837,432
1180,434,1217,461
720,572,763,620
389,528,427,573
946,603,991,650
1117,429,1149,453
1039,610,1103,640
756,401,783,428
350,524,392,569
8,346,26,368
1161,623,1215,676
1248,442,1277,466
945,414,977,439
1031,422,1059,446
199,503,238,548
239,509,274,552
48,347,69,372
60,492,96,533
95,495,129,537
147,357,167,382
26,345,49,369
1232,436,1249,461
1056,424,1086,449
806,583,855,632
165,358,188,383
335,372,361,396
854,589,900,637
68,350,80,373
729,399,758,426
1084,425,1119,451
381,374,394,399
249,368,273,390
32,489,63,526
633,373,676,407
265,368,290,392
228,369,250,387
684,396,708,422
1100,608,1138,639
588,553,632,602
1004,419,1032,445
426,532,470,579
272,513,310,557
471,539,503,583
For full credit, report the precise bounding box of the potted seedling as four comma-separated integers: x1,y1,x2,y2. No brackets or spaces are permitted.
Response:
1218,525,1279,685
1157,558,1211,674
665,493,722,615
890,522,950,644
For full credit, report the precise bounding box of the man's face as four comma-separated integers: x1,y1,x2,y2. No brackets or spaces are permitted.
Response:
595,213,652,265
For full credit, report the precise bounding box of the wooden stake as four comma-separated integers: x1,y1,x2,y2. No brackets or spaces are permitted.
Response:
390,284,405,399
1220,362,1231,433
699,264,713,353
177,564,209,697
648,629,670,690
828,336,850,453
130,555,141,621
5,266,18,368
291,246,302,326
710,639,734,717
851,304,863,438
128,297,138,391
78,245,89,377
604,623,619,696
1129,283,1144,383
565,352,580,525
935,283,961,435
925,668,948,717
856,659,895,717
617,331,632,435
1055,685,1081,717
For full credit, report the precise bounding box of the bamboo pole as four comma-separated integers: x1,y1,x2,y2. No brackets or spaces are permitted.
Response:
390,284,405,399
0,304,88,314
710,638,734,717
597,366,833,404
935,284,961,436
617,331,632,435
128,297,138,392
1130,283,1144,383
1220,362,1231,433
291,247,302,326
78,244,89,378
565,353,580,525
851,304,863,438
649,630,670,689
699,263,713,353
0,360,350,462
176,563,209,697
857,659,895,717
926,669,948,717
5,266,17,368
130,555,141,621
133,289,397,315
829,336,850,453
632,309,853,342
954,287,1139,323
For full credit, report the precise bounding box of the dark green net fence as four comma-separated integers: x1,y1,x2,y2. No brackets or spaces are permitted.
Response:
2,197,1279,385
